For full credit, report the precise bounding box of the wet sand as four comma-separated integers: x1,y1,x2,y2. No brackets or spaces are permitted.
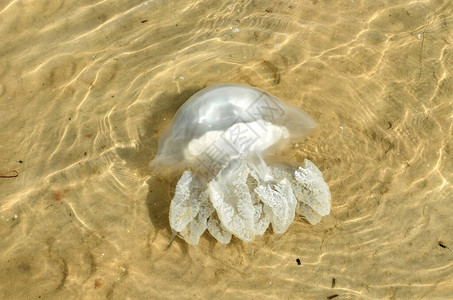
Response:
1,0,452,299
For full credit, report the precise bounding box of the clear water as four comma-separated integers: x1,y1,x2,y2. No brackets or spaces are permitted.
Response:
0,0,452,298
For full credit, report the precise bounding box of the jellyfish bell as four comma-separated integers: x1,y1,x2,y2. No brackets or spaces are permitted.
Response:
151,84,317,173
151,84,331,245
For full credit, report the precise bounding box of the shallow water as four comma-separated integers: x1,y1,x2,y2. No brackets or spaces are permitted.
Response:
1,0,452,299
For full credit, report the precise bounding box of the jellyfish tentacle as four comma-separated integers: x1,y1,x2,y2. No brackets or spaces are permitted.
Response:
169,171,215,245
247,170,271,235
270,159,331,225
208,159,256,242
248,154,274,182
294,159,331,217
254,178,297,234
169,171,200,233
180,189,215,245
206,214,232,244
297,203,323,225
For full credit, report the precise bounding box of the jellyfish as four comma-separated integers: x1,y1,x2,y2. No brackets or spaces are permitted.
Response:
152,84,331,245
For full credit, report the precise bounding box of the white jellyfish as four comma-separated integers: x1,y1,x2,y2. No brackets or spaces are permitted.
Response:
152,84,331,245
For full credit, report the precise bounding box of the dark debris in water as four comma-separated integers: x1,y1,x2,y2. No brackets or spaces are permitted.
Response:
438,241,448,249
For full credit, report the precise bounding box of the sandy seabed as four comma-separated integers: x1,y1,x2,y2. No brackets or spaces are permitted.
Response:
0,0,452,299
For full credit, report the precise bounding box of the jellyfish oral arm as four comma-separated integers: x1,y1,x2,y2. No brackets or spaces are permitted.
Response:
168,158,331,245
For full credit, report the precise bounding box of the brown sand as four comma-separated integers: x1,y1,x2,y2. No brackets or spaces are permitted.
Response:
1,0,452,299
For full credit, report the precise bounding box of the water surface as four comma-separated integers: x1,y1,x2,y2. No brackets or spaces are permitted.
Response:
0,0,452,298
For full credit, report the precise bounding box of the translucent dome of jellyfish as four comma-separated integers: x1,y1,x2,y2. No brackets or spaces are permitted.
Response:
152,84,331,245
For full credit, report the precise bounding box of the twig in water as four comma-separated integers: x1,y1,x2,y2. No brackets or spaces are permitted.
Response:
0,170,19,178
